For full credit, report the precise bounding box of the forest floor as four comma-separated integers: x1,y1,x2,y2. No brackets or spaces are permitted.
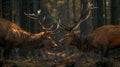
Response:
0,46,120,67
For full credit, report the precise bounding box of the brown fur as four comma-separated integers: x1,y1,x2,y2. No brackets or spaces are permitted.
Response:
87,25,120,56
61,25,120,57
59,31,82,50
0,18,51,59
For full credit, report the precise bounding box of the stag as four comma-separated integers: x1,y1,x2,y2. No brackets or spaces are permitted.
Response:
87,25,120,57
58,3,93,51
0,11,59,59
24,10,60,48
59,3,120,57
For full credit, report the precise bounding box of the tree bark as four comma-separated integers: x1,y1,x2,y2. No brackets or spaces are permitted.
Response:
111,0,119,25
2,0,12,20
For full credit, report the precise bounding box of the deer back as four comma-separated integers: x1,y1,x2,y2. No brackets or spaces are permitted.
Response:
88,25,120,50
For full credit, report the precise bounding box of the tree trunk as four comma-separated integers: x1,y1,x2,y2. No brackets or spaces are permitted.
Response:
0,0,2,18
33,0,41,33
96,0,104,27
19,0,30,31
80,0,92,34
11,0,20,24
2,0,12,20
111,0,119,25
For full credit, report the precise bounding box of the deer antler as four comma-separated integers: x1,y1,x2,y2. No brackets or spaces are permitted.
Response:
58,2,93,45
59,3,93,32
25,9,60,47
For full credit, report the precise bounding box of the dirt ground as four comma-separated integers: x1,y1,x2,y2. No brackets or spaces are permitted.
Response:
0,46,120,67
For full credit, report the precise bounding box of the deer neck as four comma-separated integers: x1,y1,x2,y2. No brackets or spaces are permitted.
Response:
29,32,45,41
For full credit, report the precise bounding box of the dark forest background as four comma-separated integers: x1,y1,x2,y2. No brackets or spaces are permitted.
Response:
1,0,120,38
0,0,120,66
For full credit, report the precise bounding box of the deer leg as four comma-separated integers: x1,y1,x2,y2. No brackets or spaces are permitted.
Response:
3,43,13,59
3,48,11,59
0,47,3,59
100,45,108,57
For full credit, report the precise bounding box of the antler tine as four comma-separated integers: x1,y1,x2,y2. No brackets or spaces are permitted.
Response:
71,2,93,31
51,21,60,34
38,20,48,32
42,16,46,23
38,16,54,31
47,25,54,30
80,3,92,22
24,13,38,20
46,19,60,34
58,19,72,31
24,9,41,20
39,16,47,31
79,3,92,22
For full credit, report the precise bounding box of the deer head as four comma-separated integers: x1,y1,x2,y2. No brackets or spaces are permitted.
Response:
25,10,60,48
58,3,93,47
